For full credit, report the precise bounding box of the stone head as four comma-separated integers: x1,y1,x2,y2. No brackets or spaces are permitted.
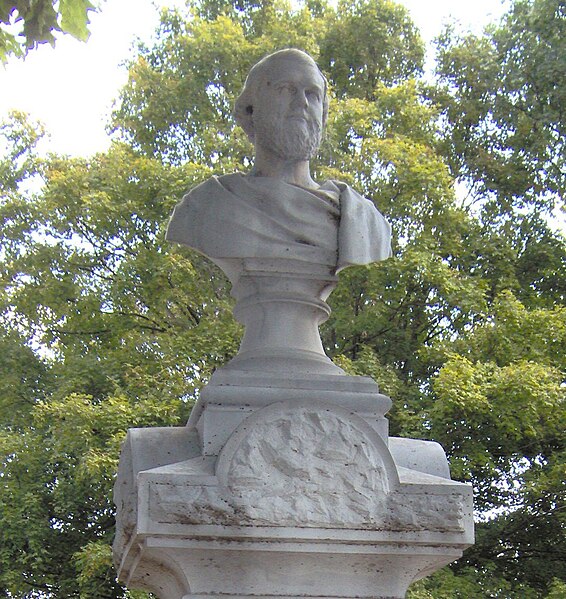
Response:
234,49,329,159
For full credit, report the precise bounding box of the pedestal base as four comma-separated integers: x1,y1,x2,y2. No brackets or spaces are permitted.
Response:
193,370,392,454
122,533,467,599
114,391,473,599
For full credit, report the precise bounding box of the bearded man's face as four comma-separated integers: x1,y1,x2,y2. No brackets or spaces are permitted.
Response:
251,58,325,161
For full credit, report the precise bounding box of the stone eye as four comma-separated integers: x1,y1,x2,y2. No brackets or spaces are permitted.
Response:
279,83,296,94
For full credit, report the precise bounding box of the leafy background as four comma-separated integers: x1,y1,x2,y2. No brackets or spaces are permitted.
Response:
0,0,564,596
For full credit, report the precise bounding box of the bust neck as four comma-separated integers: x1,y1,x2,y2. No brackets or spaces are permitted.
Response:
250,144,319,190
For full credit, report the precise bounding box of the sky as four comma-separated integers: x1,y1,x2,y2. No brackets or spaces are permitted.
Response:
0,0,510,158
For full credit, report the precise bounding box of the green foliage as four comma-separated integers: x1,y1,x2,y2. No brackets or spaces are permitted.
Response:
0,109,45,190
1,0,565,596
319,0,424,98
432,0,565,218
0,0,95,62
407,565,545,598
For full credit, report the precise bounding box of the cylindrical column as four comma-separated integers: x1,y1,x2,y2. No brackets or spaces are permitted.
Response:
224,262,339,373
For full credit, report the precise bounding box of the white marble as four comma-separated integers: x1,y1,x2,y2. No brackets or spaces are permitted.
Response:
113,49,474,599
193,371,392,455
165,50,391,378
114,403,473,599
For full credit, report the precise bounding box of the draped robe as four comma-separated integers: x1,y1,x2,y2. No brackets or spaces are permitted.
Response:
165,173,391,272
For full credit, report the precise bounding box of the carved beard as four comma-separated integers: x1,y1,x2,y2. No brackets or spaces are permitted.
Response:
255,114,322,161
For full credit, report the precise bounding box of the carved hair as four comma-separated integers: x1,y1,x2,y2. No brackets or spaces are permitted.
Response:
234,49,329,142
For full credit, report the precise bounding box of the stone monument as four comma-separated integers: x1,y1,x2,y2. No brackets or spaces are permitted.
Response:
113,49,474,599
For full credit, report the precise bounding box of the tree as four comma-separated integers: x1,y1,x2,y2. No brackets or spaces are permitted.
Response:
1,0,564,596
0,0,95,62
406,0,566,594
432,0,565,218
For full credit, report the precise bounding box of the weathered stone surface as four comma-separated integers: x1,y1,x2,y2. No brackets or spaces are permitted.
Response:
193,371,392,455
134,401,470,534
112,426,201,564
114,399,473,599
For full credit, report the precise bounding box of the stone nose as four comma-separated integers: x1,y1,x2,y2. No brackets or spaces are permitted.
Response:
292,88,309,110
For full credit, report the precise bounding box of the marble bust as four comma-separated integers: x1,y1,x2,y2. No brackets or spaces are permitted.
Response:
166,49,392,374
165,49,392,276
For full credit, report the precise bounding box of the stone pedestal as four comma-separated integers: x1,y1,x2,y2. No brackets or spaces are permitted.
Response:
114,371,473,599
212,257,343,376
